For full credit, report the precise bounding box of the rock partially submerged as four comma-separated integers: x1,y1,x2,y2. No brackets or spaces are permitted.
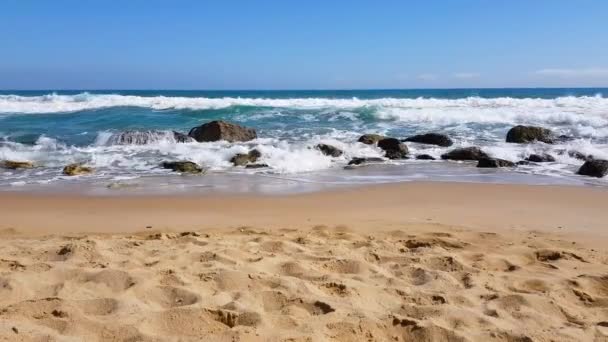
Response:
577,159,608,178
161,161,204,174
525,153,556,163
188,120,257,142
415,154,436,160
506,125,554,144
107,130,193,145
404,133,453,147
477,158,516,168
245,163,269,169
378,138,408,159
441,147,489,161
231,149,262,166
316,144,343,157
558,150,593,162
358,134,385,145
1,160,35,169
63,163,93,176
347,157,384,166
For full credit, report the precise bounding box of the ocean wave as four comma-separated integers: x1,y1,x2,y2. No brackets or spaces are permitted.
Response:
0,93,607,115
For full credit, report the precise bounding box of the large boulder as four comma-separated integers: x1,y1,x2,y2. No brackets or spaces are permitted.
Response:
477,158,516,168
231,149,261,166
577,159,608,178
358,134,385,145
441,147,489,161
108,130,193,145
161,161,204,174
63,163,93,176
525,153,556,163
1,160,34,169
378,138,408,159
316,144,343,157
506,125,554,144
404,133,453,147
188,121,257,142
347,157,384,166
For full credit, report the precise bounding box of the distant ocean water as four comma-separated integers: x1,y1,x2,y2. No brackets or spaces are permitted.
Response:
1,88,607,192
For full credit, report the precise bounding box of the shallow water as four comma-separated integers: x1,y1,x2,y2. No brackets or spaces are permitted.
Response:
1,89,607,193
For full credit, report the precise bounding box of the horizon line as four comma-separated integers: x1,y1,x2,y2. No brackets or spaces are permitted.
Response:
1,86,607,92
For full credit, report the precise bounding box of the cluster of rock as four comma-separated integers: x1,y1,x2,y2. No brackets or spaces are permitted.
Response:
2,121,606,179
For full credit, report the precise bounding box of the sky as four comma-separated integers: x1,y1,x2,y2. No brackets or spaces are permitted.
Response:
0,0,607,90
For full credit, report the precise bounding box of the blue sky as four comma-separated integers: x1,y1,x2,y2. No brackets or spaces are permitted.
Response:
1,0,607,89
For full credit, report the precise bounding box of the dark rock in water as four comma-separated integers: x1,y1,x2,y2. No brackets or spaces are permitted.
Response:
404,133,453,147
556,134,575,142
477,158,516,168
415,154,436,160
231,149,262,166
577,159,608,178
63,163,93,176
347,157,384,166
188,120,257,142
506,125,554,144
316,144,343,157
517,160,535,166
564,150,593,162
525,153,556,163
441,147,489,161
231,154,251,166
358,134,385,145
378,138,408,159
161,161,204,174
1,160,34,169
248,149,262,160
108,130,193,145
245,163,268,169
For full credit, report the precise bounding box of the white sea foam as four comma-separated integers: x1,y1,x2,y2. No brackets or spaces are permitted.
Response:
0,93,605,114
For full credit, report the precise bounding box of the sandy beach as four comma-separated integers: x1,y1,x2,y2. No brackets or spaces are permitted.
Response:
0,182,607,341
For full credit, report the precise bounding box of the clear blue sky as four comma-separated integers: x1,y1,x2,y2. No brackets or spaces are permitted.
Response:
1,0,607,89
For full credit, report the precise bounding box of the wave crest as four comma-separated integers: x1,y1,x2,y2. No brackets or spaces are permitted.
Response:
0,93,607,114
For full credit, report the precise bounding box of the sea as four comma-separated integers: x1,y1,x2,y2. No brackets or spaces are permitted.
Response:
1,88,607,194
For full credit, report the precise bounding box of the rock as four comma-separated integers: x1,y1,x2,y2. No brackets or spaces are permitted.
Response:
1,160,34,169
404,133,453,147
245,163,268,169
525,153,556,163
347,157,384,166
506,125,554,144
378,138,408,159
517,160,533,166
415,154,436,160
231,154,250,166
63,163,93,176
577,159,608,178
477,158,516,168
441,147,489,161
107,130,193,145
161,161,204,174
358,134,385,145
316,144,343,157
188,120,257,142
231,149,262,166
563,150,593,162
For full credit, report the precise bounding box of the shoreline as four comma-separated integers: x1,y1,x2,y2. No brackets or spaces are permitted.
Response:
2,181,607,243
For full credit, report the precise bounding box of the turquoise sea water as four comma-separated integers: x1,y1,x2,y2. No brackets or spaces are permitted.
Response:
1,88,607,192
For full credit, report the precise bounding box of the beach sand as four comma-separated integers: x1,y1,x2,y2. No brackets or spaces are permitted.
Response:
0,182,607,341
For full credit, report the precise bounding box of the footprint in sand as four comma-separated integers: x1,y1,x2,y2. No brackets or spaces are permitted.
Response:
136,286,200,309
